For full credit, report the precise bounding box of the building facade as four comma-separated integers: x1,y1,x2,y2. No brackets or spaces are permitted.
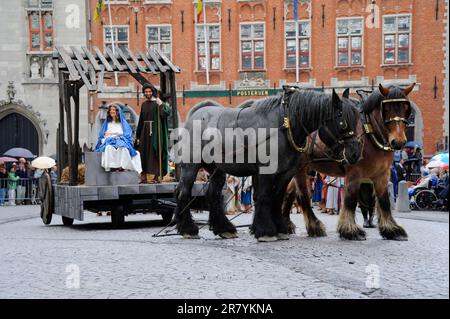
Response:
87,0,448,155
444,0,449,149
0,0,88,157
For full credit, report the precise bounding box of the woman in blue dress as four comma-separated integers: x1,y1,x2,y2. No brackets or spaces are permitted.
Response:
95,105,142,174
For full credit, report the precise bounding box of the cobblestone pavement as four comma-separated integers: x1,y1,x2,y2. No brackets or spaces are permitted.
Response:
0,205,447,299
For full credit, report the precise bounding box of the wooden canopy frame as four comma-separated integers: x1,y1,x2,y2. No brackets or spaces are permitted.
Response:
53,46,180,186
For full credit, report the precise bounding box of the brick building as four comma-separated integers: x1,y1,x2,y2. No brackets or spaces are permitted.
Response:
87,0,448,155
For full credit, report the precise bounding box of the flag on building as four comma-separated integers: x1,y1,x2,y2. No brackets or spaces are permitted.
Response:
93,0,105,23
293,0,299,21
197,0,203,23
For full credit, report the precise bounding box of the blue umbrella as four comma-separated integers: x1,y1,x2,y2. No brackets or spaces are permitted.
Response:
3,147,35,159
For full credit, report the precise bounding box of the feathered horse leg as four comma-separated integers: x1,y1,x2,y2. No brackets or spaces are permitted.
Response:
253,174,279,242
294,169,327,237
373,174,408,241
207,169,238,239
175,163,201,239
337,177,367,240
270,172,294,240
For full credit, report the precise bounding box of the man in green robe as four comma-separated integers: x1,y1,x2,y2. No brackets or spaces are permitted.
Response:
135,84,171,183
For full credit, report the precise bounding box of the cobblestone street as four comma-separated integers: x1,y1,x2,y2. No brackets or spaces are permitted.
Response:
0,205,447,299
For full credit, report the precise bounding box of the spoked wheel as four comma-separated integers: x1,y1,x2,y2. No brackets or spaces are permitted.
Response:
62,216,74,226
111,204,125,229
415,190,437,210
39,172,54,225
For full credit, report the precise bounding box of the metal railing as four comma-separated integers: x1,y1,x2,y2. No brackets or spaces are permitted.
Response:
0,178,41,206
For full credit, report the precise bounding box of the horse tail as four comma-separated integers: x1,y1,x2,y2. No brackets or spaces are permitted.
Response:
188,100,222,118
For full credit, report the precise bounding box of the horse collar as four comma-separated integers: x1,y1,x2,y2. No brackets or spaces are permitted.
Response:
281,89,308,153
362,111,394,152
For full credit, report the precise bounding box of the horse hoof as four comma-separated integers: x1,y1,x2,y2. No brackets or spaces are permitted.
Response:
307,222,327,237
277,233,290,241
338,224,367,241
339,229,366,241
219,232,238,239
257,236,278,242
182,234,200,239
287,221,296,234
379,226,408,241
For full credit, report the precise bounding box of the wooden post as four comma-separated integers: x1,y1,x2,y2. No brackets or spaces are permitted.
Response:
73,82,81,184
58,70,66,182
65,81,76,186
168,71,179,180
169,71,178,131
157,102,162,181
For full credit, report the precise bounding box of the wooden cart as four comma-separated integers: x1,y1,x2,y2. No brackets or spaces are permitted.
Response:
39,46,207,228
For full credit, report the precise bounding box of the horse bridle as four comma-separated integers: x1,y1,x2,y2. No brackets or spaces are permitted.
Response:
362,97,411,152
380,98,411,125
280,86,355,162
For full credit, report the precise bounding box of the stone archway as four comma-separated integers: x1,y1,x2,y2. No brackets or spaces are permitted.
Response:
0,103,46,156
407,101,424,145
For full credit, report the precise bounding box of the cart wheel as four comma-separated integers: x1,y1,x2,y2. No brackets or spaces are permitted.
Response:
62,216,74,226
161,211,174,225
39,172,54,225
111,205,125,228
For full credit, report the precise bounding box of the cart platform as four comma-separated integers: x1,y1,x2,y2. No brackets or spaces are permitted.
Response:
54,182,207,221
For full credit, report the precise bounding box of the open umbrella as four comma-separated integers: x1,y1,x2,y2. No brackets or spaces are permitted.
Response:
426,152,449,169
431,151,449,163
0,156,18,163
3,147,35,159
31,156,56,169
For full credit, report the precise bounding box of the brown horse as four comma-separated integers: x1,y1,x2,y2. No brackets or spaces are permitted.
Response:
282,83,415,241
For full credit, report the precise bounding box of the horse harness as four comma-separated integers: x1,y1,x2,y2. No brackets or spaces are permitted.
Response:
361,97,411,152
280,86,355,164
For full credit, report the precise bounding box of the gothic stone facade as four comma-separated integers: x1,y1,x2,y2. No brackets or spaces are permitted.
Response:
0,0,88,157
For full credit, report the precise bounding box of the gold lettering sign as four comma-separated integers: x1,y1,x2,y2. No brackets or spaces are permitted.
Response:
236,90,269,97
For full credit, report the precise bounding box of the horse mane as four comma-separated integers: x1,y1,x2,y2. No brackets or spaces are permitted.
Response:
254,89,358,132
363,85,406,114
238,100,255,109
188,100,222,118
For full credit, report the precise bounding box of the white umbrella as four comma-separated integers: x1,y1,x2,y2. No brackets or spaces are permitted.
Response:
426,160,444,169
31,156,56,169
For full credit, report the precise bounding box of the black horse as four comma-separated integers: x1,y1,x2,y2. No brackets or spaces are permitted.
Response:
173,88,362,241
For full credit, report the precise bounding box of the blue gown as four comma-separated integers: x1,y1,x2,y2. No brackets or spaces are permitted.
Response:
95,107,137,158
